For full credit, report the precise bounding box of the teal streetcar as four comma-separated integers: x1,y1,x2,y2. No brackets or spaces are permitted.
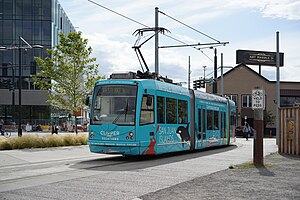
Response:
87,72,236,155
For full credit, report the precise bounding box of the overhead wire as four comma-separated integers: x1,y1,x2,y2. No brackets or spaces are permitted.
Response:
87,0,218,61
159,11,221,43
87,0,149,28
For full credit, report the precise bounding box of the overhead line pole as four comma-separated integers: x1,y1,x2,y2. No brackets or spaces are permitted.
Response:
276,31,280,145
155,7,159,76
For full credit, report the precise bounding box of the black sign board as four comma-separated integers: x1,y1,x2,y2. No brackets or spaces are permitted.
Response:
236,50,284,66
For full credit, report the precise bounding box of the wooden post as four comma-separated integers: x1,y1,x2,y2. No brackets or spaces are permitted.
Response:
253,109,264,165
252,87,264,165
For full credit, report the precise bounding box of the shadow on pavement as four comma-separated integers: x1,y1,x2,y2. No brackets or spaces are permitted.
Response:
70,144,237,172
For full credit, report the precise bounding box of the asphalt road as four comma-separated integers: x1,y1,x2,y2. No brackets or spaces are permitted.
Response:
0,138,278,200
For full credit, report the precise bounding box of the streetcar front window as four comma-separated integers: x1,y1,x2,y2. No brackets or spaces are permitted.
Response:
92,85,137,125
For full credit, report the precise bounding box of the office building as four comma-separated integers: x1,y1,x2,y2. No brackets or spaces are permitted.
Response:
0,0,75,125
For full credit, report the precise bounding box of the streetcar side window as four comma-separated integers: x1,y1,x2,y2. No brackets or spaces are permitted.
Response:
178,100,188,124
198,109,202,132
221,112,226,138
214,111,219,130
157,96,165,124
166,97,177,124
140,95,154,125
207,110,213,130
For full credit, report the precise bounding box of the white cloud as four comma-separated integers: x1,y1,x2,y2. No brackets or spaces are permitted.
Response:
59,0,300,83
225,0,300,20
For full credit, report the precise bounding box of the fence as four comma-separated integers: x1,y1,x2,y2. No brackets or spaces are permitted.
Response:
279,107,300,155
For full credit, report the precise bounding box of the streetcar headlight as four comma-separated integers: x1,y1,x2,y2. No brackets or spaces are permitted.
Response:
90,131,94,138
129,132,134,138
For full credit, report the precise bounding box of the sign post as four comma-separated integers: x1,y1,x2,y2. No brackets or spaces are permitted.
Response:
252,87,264,165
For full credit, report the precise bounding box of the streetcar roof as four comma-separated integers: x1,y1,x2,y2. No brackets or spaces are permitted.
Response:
95,78,232,104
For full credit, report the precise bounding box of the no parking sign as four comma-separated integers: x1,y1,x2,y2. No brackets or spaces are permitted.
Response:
252,89,265,110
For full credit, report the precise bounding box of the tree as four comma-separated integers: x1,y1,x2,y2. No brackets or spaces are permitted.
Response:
34,31,101,134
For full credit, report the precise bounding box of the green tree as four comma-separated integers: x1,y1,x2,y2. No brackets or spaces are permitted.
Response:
34,31,101,134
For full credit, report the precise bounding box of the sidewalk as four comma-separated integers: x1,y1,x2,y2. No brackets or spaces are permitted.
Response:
4,130,88,138
139,152,300,200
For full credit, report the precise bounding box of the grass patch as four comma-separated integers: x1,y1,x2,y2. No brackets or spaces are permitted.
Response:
229,162,272,169
0,134,88,150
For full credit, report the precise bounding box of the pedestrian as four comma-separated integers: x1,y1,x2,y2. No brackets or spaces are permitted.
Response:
243,122,253,141
0,119,4,135
51,123,58,135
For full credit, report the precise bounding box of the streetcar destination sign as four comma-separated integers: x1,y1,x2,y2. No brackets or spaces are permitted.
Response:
252,89,265,109
236,49,284,66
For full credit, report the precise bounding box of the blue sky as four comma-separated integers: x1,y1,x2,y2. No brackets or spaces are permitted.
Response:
59,0,300,83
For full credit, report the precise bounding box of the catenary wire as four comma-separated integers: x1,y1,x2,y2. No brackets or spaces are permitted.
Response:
159,10,220,43
87,0,215,61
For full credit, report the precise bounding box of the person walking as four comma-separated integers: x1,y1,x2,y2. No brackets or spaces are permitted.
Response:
0,119,4,135
51,123,58,135
243,122,253,141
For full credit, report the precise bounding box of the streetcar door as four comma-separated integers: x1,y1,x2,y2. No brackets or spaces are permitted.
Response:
137,92,156,155
196,107,206,149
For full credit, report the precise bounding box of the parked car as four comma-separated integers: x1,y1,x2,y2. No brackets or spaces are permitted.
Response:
2,117,16,131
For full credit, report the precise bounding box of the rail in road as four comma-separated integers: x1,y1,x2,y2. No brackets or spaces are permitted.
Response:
0,138,278,200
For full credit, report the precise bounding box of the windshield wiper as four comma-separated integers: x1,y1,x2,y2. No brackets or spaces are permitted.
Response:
112,100,129,124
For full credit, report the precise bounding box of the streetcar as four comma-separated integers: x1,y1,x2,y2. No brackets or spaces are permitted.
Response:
86,72,236,156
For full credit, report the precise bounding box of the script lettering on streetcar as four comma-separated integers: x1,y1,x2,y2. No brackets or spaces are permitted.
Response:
158,127,179,144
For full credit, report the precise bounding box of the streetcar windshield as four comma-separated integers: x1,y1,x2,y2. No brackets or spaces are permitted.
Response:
91,85,137,125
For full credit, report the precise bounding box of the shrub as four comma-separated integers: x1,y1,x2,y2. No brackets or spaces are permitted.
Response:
0,134,88,150
0,140,13,150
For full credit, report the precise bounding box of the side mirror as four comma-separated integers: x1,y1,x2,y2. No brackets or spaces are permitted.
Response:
146,95,152,107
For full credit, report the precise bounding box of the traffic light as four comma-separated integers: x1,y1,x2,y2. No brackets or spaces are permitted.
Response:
193,80,197,90
200,79,205,88
196,80,201,88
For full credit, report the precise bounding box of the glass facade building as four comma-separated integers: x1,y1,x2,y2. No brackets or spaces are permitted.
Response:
0,0,75,125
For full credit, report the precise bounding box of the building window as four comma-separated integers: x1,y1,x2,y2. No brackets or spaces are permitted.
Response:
225,94,237,104
242,95,252,108
2,64,8,76
281,96,300,107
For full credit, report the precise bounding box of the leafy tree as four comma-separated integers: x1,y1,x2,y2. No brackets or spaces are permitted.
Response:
34,32,102,134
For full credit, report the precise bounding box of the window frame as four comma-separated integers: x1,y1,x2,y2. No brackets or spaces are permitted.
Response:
140,94,155,126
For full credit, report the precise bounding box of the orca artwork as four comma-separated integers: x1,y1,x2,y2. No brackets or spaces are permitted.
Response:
176,123,190,147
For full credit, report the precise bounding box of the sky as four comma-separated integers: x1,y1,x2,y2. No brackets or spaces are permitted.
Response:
59,0,300,84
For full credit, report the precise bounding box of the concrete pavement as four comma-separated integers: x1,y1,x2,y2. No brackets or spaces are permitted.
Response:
1,138,297,200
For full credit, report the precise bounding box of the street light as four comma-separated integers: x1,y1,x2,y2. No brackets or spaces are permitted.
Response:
18,37,43,136
0,37,43,137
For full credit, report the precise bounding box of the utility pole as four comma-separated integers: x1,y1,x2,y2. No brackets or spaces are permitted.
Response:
188,56,191,89
221,53,224,96
154,7,159,76
213,48,217,94
276,31,280,145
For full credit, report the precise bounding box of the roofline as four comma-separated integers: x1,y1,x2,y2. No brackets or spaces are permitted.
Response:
218,63,300,84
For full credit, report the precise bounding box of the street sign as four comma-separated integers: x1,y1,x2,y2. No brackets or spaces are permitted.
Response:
252,89,265,109
236,49,284,66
